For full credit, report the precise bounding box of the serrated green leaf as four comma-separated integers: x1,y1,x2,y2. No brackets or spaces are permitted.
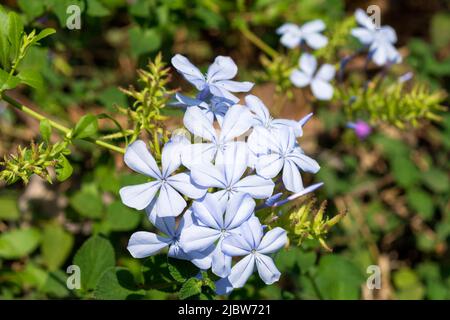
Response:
73,236,115,291
0,227,41,259
72,114,98,139
41,223,74,270
179,277,202,300
168,258,199,283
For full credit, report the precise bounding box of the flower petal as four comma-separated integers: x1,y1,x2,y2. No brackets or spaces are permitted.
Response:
380,26,397,44
181,143,217,169
280,30,302,48
233,175,275,199
304,32,328,49
311,78,334,100
218,142,249,186
124,140,161,179
192,193,225,229
155,184,187,217
222,233,252,256
161,141,182,177
127,231,171,258
167,172,207,199
239,216,263,249
228,254,255,288
257,227,287,254
151,215,176,238
290,70,311,88
219,105,253,143
299,53,317,76
245,94,270,125
190,162,226,189
119,181,160,210
224,193,255,230
301,19,326,33
215,277,234,295
211,240,232,277
179,224,221,253
183,106,218,142
207,56,238,82
282,159,303,193
287,149,320,173
255,254,281,285
171,54,206,90
355,8,376,31
316,64,335,82
255,153,283,179
351,27,374,45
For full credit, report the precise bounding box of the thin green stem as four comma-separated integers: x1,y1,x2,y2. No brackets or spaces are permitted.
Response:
1,92,125,154
238,24,278,59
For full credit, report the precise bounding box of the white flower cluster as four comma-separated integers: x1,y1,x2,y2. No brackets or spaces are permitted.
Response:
278,9,402,100
119,54,322,294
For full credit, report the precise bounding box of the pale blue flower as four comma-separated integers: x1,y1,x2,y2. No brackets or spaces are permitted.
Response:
351,9,402,66
181,104,253,168
276,20,328,49
174,93,234,126
180,193,256,277
190,143,275,202
171,54,254,103
245,94,312,138
248,126,320,193
127,209,212,270
290,53,335,100
119,140,207,217
221,216,287,288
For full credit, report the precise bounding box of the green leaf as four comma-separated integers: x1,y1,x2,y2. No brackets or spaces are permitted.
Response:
7,11,24,60
0,7,10,69
17,69,44,89
128,26,161,57
315,255,364,299
55,154,73,182
168,258,199,283
94,267,145,300
422,168,449,193
39,119,52,142
0,194,20,221
41,223,74,270
33,28,56,43
0,68,20,90
391,156,420,188
87,0,111,17
41,270,70,298
73,236,115,291
179,277,202,300
393,268,425,300
69,184,103,218
72,114,98,139
0,227,41,259
142,255,176,292
104,201,141,232
406,189,434,220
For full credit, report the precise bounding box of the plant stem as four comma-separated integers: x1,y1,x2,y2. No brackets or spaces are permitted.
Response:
1,92,125,154
237,24,278,59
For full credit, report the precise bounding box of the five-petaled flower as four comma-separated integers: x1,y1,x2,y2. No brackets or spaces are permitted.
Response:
190,143,275,202
351,9,401,66
181,104,253,168
119,140,206,217
171,54,254,103
276,19,328,49
248,126,320,193
290,53,335,100
180,193,256,277
221,216,288,288
127,209,212,269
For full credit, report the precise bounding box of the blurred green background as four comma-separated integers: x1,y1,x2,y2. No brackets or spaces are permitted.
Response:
0,0,449,300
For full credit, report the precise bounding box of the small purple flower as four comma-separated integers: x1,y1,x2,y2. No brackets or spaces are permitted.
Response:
347,120,372,140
